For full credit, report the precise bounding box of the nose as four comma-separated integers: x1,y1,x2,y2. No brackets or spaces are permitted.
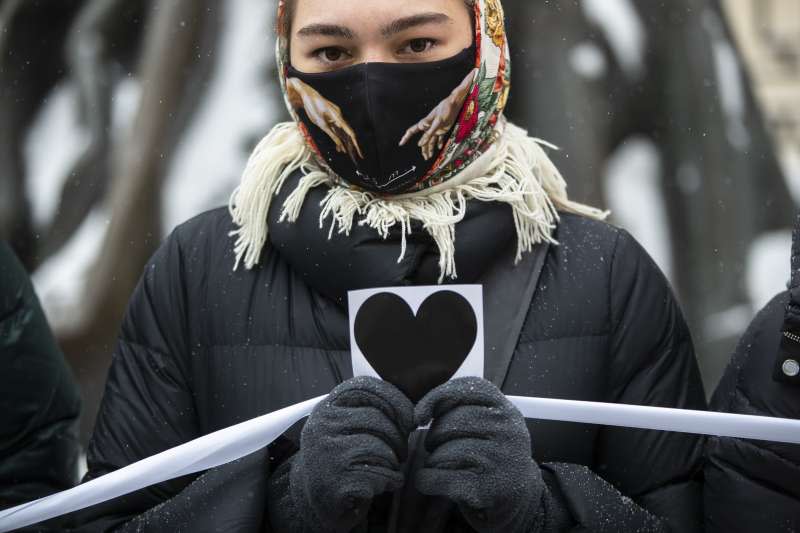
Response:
361,46,397,64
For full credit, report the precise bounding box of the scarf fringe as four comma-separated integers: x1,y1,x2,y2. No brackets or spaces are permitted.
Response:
228,123,325,270
229,121,609,281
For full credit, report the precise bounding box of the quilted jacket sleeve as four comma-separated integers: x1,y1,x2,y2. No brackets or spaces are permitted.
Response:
542,229,707,532
66,231,271,532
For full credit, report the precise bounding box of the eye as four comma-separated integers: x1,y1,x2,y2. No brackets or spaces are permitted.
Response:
400,38,438,55
313,47,350,64
409,39,430,53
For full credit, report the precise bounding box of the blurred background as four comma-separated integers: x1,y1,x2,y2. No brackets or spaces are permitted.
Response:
1,0,798,444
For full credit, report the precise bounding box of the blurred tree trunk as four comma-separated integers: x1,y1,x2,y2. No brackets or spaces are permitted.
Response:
505,0,621,209
38,0,149,265
504,0,795,390
649,0,794,388
0,0,84,268
59,0,218,442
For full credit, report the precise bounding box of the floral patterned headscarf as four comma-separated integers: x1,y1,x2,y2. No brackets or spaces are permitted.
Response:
229,0,606,279
275,0,512,193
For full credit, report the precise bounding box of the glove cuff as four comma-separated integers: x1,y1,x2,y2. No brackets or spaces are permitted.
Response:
462,459,547,533
267,454,323,533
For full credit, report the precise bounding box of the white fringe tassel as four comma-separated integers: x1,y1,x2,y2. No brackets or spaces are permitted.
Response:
229,121,609,282
228,123,327,270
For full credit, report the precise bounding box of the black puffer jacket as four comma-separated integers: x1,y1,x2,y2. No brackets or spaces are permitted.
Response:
705,225,800,531
0,242,81,522
69,175,706,532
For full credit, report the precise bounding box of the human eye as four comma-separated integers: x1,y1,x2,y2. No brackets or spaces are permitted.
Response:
312,46,352,67
398,38,438,57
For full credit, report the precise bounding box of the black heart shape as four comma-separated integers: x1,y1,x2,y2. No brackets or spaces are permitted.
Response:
354,290,479,402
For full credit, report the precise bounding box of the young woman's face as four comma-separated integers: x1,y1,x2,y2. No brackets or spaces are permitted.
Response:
289,0,474,73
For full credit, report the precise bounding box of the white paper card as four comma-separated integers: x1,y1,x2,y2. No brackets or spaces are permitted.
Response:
348,285,485,384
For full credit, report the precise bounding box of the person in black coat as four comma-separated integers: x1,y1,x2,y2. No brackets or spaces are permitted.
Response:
68,0,707,531
67,205,707,532
0,242,82,525
705,217,800,532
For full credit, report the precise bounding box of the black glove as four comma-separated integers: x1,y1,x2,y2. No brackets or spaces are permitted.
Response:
268,376,415,533
414,377,545,532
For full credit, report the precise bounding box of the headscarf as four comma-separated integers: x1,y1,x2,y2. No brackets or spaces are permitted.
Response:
229,0,607,280
276,0,512,193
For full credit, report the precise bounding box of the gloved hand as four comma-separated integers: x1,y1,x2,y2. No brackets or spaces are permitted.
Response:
271,376,415,533
414,377,546,532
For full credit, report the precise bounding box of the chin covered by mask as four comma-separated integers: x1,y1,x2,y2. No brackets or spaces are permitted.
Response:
276,0,511,194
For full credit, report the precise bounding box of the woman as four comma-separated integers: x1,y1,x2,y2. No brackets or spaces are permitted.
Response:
72,0,706,531
704,217,800,532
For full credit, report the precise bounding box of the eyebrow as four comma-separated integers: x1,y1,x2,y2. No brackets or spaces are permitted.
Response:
296,12,452,40
297,23,356,39
381,12,452,37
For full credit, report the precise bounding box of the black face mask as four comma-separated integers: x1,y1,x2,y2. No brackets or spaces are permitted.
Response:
287,46,476,194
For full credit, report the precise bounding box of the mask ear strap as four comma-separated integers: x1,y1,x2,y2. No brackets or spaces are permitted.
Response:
775,213,800,385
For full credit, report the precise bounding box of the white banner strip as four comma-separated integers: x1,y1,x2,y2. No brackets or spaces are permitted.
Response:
0,395,326,533
1,395,799,532
508,396,800,444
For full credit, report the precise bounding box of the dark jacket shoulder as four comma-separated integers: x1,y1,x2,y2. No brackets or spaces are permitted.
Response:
534,212,682,343
711,292,796,418
162,206,285,285
0,243,82,509
705,292,800,532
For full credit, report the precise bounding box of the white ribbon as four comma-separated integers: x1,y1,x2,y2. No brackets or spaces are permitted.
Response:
1,395,799,532
508,396,800,443
0,395,325,533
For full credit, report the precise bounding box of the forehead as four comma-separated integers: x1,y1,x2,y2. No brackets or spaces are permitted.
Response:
289,0,471,31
